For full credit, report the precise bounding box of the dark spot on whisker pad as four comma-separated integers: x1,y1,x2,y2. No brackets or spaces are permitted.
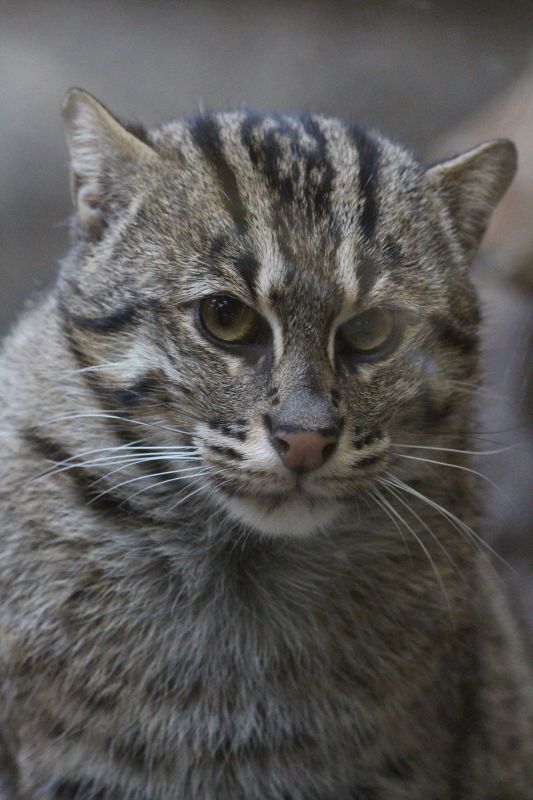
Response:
209,445,244,461
357,454,383,468
354,430,382,449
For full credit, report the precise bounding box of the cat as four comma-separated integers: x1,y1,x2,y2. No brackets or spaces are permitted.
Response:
0,89,531,800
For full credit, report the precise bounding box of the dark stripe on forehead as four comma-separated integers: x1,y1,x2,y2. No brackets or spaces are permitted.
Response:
190,115,248,236
240,111,263,166
241,112,335,220
241,114,297,216
265,124,294,205
301,114,335,219
347,124,380,241
233,253,260,298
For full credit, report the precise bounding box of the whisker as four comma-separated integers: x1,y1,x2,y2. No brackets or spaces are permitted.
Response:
379,480,462,576
397,426,524,440
128,466,227,504
391,443,516,457
88,466,210,503
37,411,193,439
367,488,411,555
383,473,515,573
447,379,506,401
31,451,201,483
86,455,203,485
53,361,126,378
372,486,451,611
391,452,509,500
164,476,225,516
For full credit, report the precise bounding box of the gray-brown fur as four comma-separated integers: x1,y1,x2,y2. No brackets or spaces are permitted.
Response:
0,90,531,799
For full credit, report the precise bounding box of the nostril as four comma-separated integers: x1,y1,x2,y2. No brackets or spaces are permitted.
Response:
322,441,337,463
274,434,290,455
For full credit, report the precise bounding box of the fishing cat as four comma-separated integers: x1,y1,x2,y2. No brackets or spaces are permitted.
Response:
0,90,531,799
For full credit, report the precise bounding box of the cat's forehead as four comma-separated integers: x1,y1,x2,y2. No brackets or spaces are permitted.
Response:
151,112,425,305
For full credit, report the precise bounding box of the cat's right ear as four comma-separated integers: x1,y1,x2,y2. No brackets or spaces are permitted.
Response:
62,88,156,238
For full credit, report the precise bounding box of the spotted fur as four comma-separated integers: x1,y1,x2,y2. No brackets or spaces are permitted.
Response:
0,90,531,799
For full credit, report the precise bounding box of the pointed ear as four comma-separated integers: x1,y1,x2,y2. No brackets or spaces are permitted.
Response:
62,88,156,237
426,139,517,262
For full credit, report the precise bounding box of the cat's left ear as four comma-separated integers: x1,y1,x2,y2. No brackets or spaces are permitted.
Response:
425,139,517,262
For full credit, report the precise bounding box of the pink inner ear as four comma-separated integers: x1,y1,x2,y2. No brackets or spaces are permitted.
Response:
73,173,103,210
84,193,102,210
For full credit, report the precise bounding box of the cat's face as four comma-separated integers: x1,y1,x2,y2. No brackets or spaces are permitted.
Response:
59,92,516,535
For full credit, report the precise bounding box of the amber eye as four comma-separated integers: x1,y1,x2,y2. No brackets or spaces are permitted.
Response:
339,307,396,355
199,295,259,344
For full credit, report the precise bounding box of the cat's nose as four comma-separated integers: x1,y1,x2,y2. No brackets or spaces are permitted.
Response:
272,429,338,472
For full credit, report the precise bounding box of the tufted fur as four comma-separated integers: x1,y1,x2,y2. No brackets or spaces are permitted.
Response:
0,90,531,799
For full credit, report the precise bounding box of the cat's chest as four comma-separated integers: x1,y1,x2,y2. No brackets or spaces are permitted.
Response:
18,546,449,799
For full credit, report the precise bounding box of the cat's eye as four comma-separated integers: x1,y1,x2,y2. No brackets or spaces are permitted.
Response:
199,295,259,344
338,307,397,357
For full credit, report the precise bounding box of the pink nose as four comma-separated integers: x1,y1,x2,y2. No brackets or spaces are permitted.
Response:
273,430,338,472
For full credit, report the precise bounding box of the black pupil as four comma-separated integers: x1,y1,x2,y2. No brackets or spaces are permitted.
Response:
356,315,374,336
211,296,240,327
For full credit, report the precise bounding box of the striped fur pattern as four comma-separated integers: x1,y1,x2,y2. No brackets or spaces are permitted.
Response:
0,90,531,799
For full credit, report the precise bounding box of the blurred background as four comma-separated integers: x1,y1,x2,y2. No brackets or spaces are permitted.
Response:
1,0,531,637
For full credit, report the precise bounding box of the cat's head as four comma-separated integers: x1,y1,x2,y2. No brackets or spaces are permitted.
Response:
58,89,516,536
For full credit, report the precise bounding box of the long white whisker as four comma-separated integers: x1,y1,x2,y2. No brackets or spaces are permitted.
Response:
368,488,411,555
37,411,193,438
32,451,201,483
391,443,515,457
372,486,451,611
447,379,505,401
164,478,220,516
86,455,203,485
88,466,210,503
128,467,227,503
380,480,462,575
54,362,126,378
383,473,515,573
391,453,509,500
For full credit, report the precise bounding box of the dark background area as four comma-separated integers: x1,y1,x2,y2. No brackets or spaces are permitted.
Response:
1,0,532,634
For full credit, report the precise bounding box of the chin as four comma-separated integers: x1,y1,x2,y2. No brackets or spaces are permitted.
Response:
219,492,341,537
